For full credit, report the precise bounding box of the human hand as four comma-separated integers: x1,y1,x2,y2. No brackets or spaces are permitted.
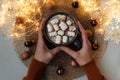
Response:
34,18,60,64
60,21,93,66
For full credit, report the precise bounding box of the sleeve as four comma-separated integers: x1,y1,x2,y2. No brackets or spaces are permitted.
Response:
23,58,47,80
81,60,106,80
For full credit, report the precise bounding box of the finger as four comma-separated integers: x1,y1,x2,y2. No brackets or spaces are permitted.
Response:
38,18,46,43
51,47,61,56
39,18,46,38
77,21,88,46
60,47,77,59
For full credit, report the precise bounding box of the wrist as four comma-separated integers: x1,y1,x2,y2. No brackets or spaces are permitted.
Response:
78,57,93,66
34,53,52,64
34,56,48,64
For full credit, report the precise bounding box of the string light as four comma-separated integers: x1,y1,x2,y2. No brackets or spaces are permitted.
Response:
0,0,45,39
78,0,106,26
96,28,105,35
79,0,120,44
101,0,120,44
103,18,120,44
10,32,21,39
0,16,6,26
0,0,120,44
101,0,120,25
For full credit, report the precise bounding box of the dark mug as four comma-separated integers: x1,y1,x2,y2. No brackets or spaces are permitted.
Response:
43,12,82,51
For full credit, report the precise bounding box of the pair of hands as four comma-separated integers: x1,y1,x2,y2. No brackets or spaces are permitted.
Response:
34,18,93,66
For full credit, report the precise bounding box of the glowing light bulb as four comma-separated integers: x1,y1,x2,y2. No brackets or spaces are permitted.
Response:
97,28,105,35
10,33,20,38
0,16,6,25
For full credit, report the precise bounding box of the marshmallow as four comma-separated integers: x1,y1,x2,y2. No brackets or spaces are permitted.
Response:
55,35,61,44
58,15,66,21
47,24,53,32
53,24,59,31
67,31,75,37
66,20,72,25
59,21,68,30
69,26,76,31
63,36,68,43
49,31,57,37
50,18,59,25
58,30,64,36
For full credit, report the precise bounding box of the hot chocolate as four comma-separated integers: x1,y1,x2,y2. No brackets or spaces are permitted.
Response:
44,13,78,45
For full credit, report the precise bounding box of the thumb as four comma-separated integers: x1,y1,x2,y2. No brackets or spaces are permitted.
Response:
39,18,46,39
51,47,61,56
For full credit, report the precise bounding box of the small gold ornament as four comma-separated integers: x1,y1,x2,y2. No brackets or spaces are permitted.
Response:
90,20,98,26
92,40,99,50
57,67,64,75
15,17,25,25
70,59,78,67
24,40,35,47
21,51,31,60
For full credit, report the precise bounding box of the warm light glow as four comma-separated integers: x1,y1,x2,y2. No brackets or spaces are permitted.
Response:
78,0,106,26
97,28,104,35
0,17,6,25
101,0,120,44
35,27,39,32
78,0,99,12
0,0,43,38
17,25,25,30
103,18,120,44
0,0,120,44
102,0,120,25
43,0,47,4
10,32,21,39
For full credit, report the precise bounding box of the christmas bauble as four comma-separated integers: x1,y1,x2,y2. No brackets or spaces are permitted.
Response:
15,17,25,25
57,67,64,75
70,59,78,67
21,51,31,60
90,20,98,26
92,41,99,50
24,40,34,47
72,1,79,8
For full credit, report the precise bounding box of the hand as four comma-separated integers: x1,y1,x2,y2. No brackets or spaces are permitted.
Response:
60,21,93,66
34,18,60,64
